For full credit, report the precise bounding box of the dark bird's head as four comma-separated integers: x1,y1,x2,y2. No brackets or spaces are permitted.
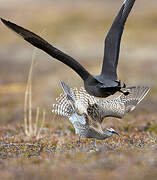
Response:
105,128,120,138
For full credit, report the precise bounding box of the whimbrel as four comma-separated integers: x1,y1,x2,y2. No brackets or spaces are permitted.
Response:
1,0,136,97
52,81,150,143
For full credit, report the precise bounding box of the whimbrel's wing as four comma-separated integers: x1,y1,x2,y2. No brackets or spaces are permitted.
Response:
60,81,75,104
52,89,88,127
115,86,150,113
52,84,98,117
52,92,73,117
99,86,150,119
101,0,136,80
1,18,91,81
52,82,78,117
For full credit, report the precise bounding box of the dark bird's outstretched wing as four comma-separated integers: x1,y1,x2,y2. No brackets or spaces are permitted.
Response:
1,18,91,81
101,0,136,80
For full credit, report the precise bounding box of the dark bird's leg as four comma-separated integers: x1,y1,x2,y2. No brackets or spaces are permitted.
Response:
118,81,137,96
117,81,129,96
119,89,129,96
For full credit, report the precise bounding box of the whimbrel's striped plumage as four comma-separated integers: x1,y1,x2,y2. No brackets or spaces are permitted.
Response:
52,82,150,140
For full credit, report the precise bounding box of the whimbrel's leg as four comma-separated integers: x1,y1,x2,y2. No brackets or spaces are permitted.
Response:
93,139,97,148
78,136,81,145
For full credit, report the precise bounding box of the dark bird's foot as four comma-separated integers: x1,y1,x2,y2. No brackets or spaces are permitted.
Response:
123,91,130,96
119,89,130,96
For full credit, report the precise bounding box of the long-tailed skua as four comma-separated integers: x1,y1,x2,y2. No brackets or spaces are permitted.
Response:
1,0,136,97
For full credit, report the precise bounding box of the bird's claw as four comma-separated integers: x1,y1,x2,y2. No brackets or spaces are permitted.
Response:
119,89,129,96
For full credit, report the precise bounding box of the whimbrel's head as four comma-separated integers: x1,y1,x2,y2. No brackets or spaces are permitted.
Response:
105,128,120,138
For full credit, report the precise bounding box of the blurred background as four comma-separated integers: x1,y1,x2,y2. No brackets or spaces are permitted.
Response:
0,0,157,125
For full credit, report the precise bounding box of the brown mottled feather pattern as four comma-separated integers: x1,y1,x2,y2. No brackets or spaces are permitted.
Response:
52,86,150,120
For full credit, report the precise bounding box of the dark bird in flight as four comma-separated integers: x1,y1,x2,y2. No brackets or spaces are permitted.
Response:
1,0,136,98
52,81,150,144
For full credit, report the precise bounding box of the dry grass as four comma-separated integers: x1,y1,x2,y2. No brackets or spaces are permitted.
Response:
23,49,46,139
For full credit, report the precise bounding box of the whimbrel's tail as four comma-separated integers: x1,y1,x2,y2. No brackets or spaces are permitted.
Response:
116,86,150,113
